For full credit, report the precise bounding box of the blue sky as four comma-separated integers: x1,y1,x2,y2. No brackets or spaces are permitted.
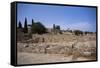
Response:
17,3,96,32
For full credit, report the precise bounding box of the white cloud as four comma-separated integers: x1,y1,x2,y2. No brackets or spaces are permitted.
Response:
45,21,94,32
67,22,93,31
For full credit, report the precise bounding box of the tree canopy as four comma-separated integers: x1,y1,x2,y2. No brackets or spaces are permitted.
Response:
31,21,47,34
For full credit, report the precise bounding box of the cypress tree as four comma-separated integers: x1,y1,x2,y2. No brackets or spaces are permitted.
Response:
18,21,22,29
53,24,56,34
32,19,34,25
53,24,56,30
23,18,28,33
31,19,35,34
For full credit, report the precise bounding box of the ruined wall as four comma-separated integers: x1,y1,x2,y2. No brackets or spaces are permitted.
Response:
17,41,96,58
17,34,96,59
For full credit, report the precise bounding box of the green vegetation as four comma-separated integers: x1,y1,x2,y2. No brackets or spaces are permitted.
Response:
31,21,47,34
18,21,22,29
73,30,83,36
17,18,95,35
23,18,28,33
56,25,60,30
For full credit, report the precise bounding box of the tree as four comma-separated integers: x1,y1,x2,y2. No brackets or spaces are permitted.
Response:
73,30,83,36
53,24,56,30
84,31,88,35
53,24,62,34
32,19,34,25
23,18,28,33
56,25,60,30
18,21,22,28
31,19,35,33
36,22,47,34
56,25,62,34
31,21,47,34
31,21,36,34
53,24,56,34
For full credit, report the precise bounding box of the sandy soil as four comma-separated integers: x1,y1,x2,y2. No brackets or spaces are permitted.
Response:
17,52,94,65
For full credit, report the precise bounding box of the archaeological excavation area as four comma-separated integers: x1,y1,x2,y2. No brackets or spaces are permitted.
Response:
17,33,96,64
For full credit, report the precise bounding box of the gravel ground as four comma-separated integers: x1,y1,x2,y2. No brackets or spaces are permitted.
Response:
17,52,94,65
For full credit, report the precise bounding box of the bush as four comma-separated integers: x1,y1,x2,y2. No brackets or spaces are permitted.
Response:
84,31,94,35
73,30,83,36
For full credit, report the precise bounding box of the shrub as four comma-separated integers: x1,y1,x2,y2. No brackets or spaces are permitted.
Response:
73,30,83,36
